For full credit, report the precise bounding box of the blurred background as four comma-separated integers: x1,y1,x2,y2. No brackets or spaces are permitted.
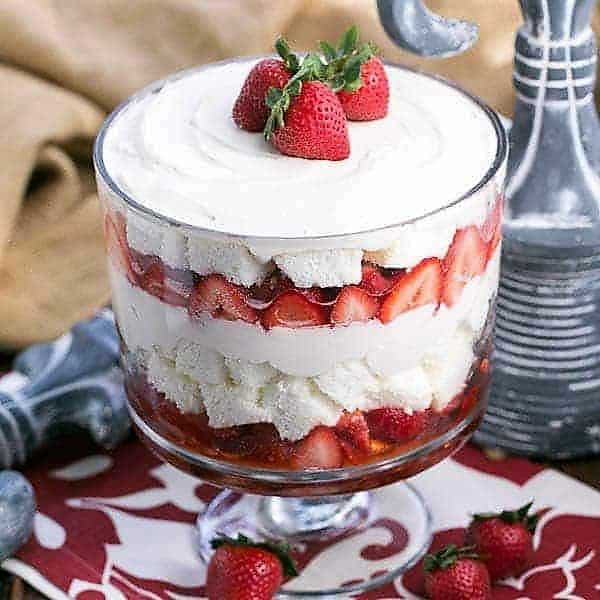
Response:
0,0,598,350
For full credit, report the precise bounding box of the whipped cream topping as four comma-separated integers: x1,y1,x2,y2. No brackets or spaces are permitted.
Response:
101,59,499,238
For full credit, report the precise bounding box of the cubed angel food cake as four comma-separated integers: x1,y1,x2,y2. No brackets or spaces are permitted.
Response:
98,44,504,470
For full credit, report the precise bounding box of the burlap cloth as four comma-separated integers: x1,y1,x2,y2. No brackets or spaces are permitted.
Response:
0,1,594,348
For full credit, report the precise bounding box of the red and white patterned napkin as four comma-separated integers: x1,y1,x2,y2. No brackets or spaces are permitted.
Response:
4,438,600,599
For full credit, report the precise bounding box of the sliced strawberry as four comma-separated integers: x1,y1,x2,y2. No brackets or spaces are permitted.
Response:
140,259,194,308
290,426,344,470
443,226,487,307
104,212,138,285
336,411,371,453
249,273,333,308
140,260,166,298
360,263,401,296
299,286,332,305
162,268,195,307
129,248,155,279
232,58,291,132
262,290,328,329
366,407,429,443
269,81,350,161
331,286,379,325
480,197,503,261
188,274,258,323
379,258,442,324
337,57,389,121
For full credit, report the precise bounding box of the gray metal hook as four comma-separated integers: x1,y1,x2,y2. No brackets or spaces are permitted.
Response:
377,0,479,57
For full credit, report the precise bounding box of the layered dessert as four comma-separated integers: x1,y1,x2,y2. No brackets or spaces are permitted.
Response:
98,40,504,471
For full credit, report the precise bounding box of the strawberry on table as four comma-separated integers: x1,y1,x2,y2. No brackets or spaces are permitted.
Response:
466,501,538,580
319,25,389,121
443,226,487,307
206,533,297,600
290,426,344,469
262,289,328,329
330,285,379,325
424,544,492,600
366,407,429,443
188,274,258,323
232,38,297,132
379,258,442,323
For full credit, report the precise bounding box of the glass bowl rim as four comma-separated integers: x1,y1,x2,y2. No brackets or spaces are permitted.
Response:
93,56,508,242
127,391,486,486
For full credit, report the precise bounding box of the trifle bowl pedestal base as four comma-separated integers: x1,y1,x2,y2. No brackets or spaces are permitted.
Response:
195,484,431,597
128,398,487,597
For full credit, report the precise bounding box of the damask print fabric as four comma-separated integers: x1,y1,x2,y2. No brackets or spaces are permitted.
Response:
3,438,600,599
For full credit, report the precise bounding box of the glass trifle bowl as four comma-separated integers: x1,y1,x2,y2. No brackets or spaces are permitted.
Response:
94,57,507,597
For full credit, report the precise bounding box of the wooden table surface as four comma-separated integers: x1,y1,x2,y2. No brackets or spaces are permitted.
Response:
1,351,599,598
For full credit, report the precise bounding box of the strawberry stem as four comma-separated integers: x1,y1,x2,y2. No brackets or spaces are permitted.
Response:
263,25,381,139
472,500,539,533
317,26,380,93
424,544,481,572
275,36,300,73
211,533,299,577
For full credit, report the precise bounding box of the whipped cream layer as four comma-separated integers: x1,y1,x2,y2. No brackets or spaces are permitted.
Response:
111,250,499,440
102,59,499,238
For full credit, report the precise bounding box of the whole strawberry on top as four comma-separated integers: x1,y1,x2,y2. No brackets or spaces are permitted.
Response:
466,501,538,581
232,38,298,132
233,26,388,160
424,544,492,600
206,533,297,600
266,78,350,160
319,25,390,121
263,51,350,161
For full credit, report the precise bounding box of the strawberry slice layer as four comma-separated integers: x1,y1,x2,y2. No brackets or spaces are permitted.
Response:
331,286,379,325
336,411,371,454
443,226,487,307
290,426,344,470
188,274,258,323
140,260,194,308
366,407,429,443
379,258,442,324
360,263,401,296
262,290,328,329
104,213,138,285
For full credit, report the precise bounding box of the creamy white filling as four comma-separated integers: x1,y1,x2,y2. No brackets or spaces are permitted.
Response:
111,249,499,439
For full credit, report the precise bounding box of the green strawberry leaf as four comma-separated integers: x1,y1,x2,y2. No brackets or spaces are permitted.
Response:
472,500,538,533
266,87,283,107
338,25,359,56
275,36,300,73
319,40,338,62
423,544,481,572
316,26,379,94
264,51,326,139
